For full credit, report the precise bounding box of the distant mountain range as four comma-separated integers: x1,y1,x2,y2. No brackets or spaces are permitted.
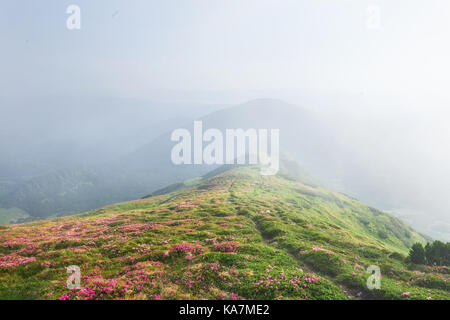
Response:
0,98,448,242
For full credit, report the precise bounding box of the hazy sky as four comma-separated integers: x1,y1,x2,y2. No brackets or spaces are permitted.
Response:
1,1,450,240
1,0,450,103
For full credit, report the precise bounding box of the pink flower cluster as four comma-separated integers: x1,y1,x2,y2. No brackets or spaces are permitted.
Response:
0,253,36,269
213,241,240,253
169,242,205,259
302,273,323,284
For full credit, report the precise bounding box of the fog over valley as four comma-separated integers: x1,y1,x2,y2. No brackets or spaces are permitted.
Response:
1,0,450,303
0,0,450,242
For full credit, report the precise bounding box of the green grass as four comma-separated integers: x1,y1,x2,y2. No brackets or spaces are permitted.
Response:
0,166,448,300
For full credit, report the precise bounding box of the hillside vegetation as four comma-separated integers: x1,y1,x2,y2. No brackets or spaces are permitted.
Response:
0,166,448,300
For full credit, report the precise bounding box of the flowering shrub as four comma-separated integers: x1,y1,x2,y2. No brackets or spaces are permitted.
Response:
169,242,205,259
213,241,240,253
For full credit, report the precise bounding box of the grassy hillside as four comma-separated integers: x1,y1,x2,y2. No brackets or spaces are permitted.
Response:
0,166,448,300
0,207,30,224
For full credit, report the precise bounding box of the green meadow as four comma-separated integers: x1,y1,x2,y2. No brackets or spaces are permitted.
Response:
0,166,448,300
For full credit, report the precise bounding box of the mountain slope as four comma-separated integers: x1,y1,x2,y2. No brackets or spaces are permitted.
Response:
2,98,449,243
0,97,229,221
0,166,448,300
0,99,328,221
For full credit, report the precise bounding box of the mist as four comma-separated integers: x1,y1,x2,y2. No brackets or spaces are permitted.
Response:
301,93,450,241
1,0,450,240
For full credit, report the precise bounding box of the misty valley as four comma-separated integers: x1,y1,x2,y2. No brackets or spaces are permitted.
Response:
0,0,449,306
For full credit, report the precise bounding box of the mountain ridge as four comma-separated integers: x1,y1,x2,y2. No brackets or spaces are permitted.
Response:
1,163,447,300
1,98,448,242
